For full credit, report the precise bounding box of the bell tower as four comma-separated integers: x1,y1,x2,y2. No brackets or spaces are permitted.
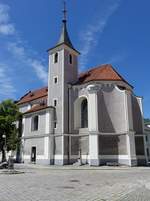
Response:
47,2,79,164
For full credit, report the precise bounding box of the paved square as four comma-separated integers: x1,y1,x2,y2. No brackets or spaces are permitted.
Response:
1,164,150,201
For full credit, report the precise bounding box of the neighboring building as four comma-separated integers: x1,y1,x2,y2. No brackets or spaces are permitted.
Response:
145,122,150,129
17,7,147,166
144,122,150,163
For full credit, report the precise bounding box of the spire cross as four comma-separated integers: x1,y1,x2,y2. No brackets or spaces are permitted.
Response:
63,1,67,22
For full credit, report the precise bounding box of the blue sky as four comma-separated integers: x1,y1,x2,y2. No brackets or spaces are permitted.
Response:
0,0,150,118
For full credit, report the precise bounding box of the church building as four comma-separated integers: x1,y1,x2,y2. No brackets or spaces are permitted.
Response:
17,6,147,166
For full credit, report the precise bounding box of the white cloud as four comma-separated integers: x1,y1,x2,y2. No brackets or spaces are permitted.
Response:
0,24,15,35
105,54,127,64
7,42,48,85
0,3,15,35
29,59,48,84
0,3,16,98
0,64,16,99
79,0,122,70
0,2,47,93
0,4,9,23
7,42,26,58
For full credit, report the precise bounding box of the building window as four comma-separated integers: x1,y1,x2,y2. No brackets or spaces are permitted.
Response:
53,76,58,84
146,136,148,142
22,123,24,134
54,122,57,129
147,148,149,157
69,54,73,64
31,115,39,131
81,99,88,128
54,99,57,107
31,146,36,162
54,52,58,63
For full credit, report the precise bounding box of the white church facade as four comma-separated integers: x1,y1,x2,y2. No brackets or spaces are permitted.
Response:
17,7,147,166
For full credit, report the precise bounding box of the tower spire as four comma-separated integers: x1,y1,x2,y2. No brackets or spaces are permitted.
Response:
56,1,75,50
48,1,79,54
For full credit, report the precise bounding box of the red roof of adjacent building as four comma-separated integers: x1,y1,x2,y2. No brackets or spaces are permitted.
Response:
17,86,48,105
18,64,132,106
24,104,48,114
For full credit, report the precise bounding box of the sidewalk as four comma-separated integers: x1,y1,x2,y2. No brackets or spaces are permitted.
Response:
11,163,150,172
1,163,150,201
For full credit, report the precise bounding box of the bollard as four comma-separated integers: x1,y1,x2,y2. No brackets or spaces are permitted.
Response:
8,156,14,170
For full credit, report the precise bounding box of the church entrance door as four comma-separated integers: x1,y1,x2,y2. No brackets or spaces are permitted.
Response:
31,146,36,163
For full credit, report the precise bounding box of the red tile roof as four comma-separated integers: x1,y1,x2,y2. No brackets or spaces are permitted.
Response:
18,64,132,107
17,86,48,105
24,104,48,114
78,64,132,87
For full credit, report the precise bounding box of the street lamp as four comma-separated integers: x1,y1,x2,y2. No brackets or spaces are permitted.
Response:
2,134,6,162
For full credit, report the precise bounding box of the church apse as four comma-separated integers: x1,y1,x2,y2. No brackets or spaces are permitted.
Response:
96,85,129,165
98,85,127,134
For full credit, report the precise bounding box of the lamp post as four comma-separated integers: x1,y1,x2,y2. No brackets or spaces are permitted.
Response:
2,134,6,162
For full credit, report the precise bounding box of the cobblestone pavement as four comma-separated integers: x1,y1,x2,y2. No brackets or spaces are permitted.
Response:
1,164,150,201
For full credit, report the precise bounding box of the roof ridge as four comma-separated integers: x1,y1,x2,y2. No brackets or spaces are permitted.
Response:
19,90,31,101
80,64,112,75
30,86,47,93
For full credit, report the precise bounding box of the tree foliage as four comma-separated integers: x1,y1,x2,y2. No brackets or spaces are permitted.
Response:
0,99,21,153
144,118,150,123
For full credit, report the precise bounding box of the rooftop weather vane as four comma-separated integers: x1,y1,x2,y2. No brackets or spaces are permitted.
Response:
62,1,67,22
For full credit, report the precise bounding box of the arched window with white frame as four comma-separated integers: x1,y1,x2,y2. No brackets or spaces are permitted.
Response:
74,97,88,129
81,99,88,128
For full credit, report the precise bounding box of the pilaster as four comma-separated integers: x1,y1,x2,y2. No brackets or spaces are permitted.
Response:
125,91,137,166
137,97,148,164
126,131,137,166
87,85,100,166
45,109,55,165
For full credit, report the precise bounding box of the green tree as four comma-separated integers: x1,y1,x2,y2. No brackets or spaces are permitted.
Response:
0,99,21,162
144,118,150,123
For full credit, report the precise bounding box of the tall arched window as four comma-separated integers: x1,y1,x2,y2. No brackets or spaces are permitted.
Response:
54,52,58,63
69,54,72,64
81,99,88,128
31,115,39,131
